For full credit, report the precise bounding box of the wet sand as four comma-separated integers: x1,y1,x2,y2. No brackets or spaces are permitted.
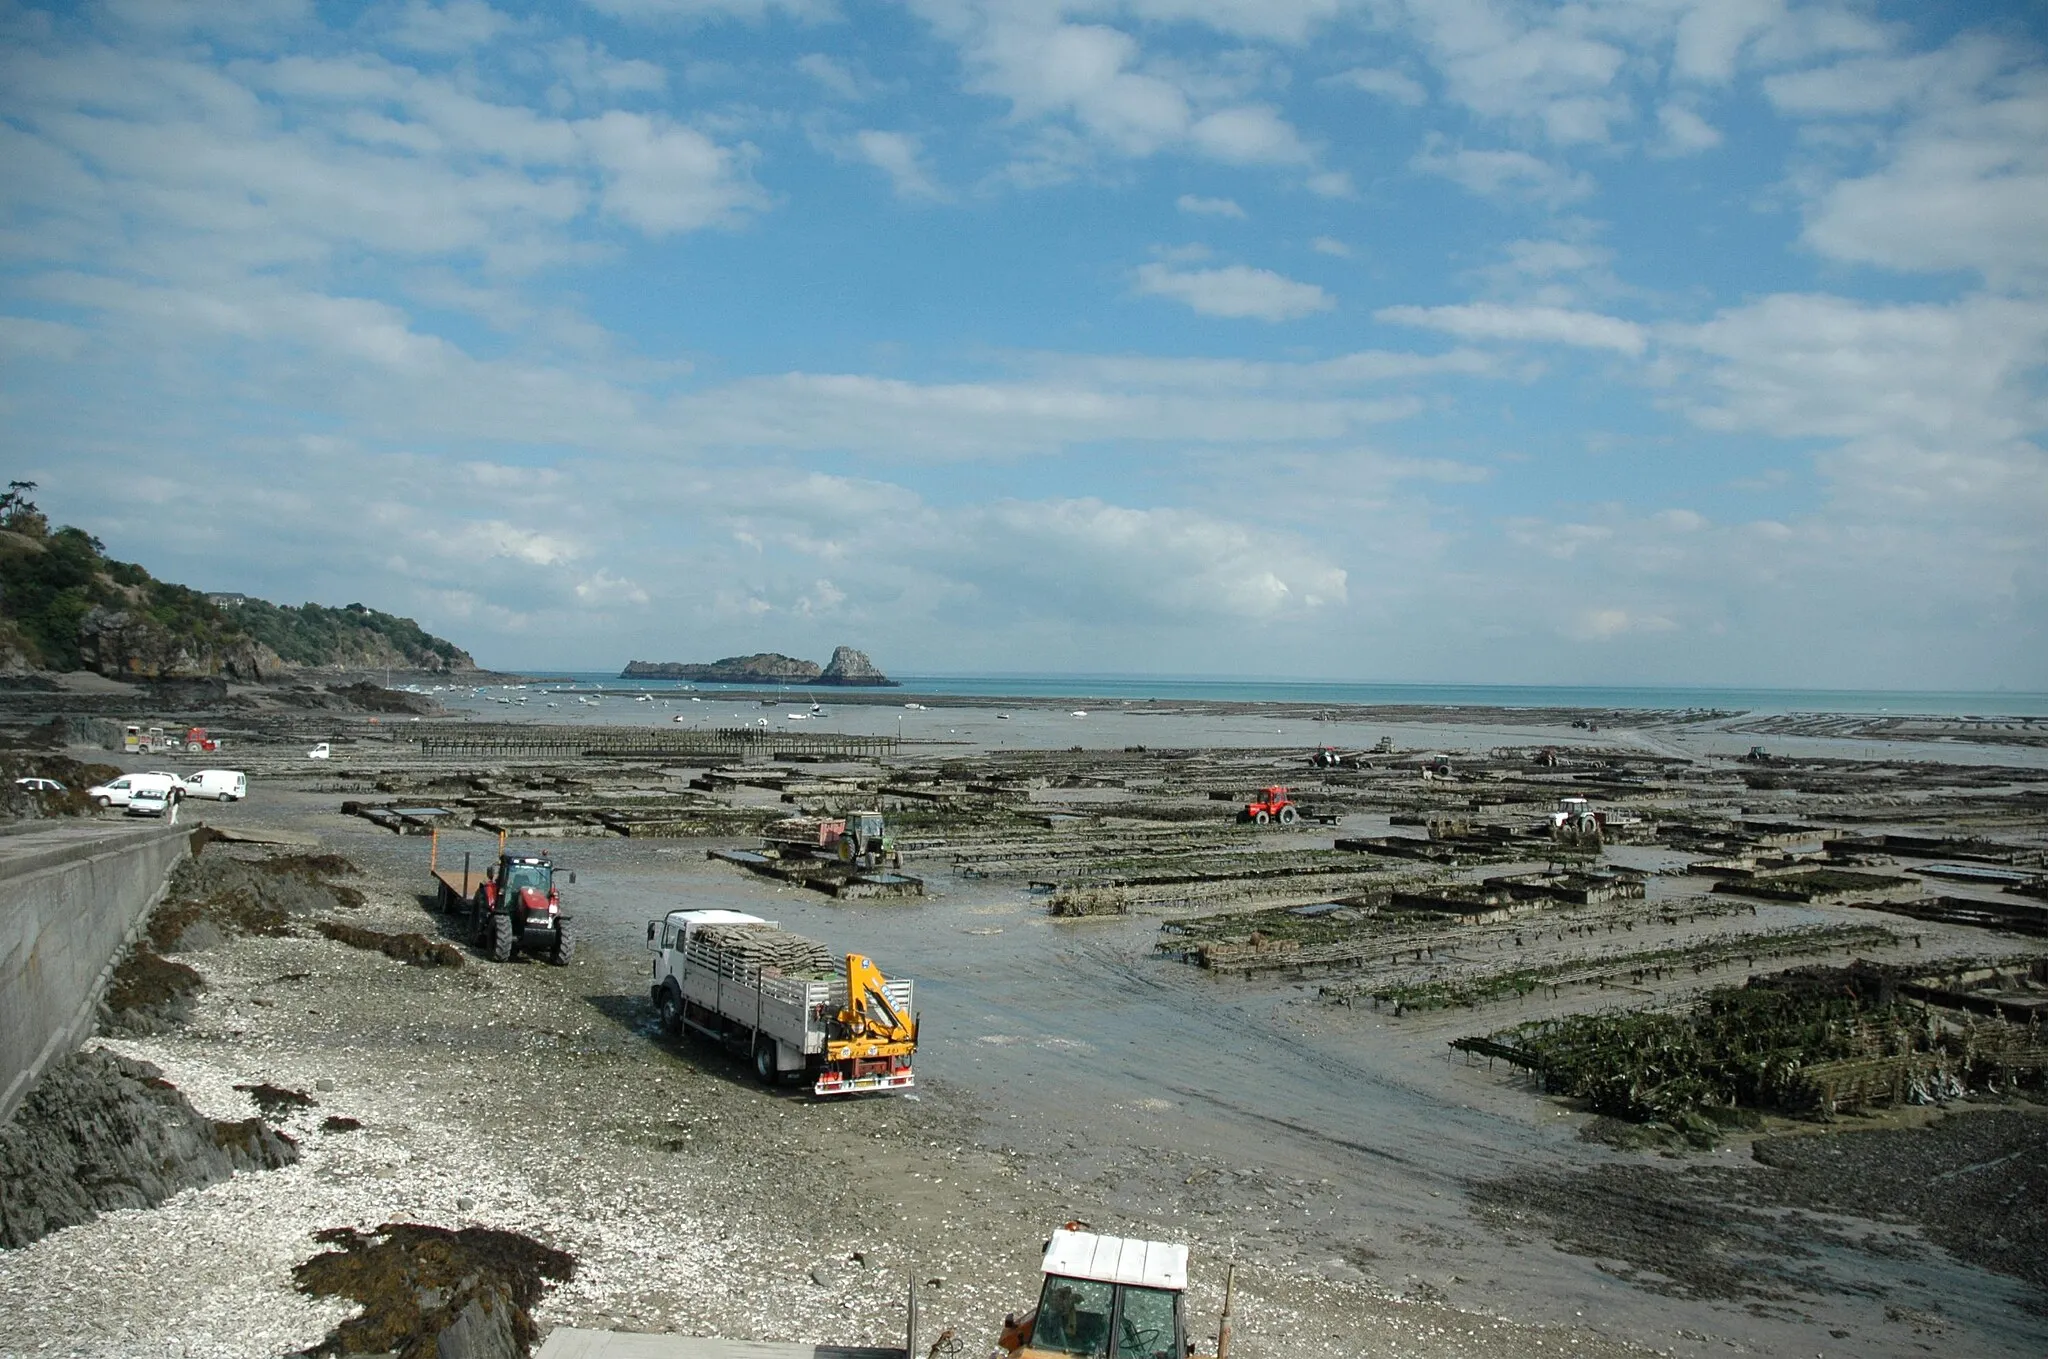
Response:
2,698,2045,1358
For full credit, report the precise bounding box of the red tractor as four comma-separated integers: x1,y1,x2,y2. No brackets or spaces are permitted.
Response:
432,845,575,965
1242,786,1299,826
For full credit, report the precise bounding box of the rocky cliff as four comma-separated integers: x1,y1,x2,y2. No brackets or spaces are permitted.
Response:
77,607,288,682
818,645,894,685
622,646,896,686
0,487,474,681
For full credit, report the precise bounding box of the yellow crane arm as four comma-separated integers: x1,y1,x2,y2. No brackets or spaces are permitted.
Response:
827,953,917,1060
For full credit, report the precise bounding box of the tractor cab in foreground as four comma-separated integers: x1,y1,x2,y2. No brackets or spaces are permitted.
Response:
1000,1228,1224,1359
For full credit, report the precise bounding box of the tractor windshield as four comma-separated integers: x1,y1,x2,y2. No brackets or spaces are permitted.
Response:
1030,1278,1181,1359
1109,1286,1180,1359
503,862,551,896
1032,1277,1112,1357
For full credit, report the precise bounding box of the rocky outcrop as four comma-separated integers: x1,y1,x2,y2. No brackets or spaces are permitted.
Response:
76,606,286,682
817,645,896,686
292,1223,574,1359
0,1048,298,1248
623,653,824,683
623,647,895,686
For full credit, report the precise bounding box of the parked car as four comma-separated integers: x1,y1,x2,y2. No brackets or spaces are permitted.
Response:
307,742,332,760
183,769,247,802
85,772,183,809
144,772,188,800
13,777,66,794
124,786,177,819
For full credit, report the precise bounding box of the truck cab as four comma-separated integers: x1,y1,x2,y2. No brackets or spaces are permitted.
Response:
1001,1230,1189,1359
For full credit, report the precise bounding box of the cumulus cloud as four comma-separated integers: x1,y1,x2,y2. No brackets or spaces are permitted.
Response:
1176,193,1245,218
1378,302,1646,355
1332,66,1427,106
1412,138,1593,204
1190,104,1310,164
848,129,947,200
1770,37,2048,287
1656,101,1722,154
917,9,1314,172
1134,263,1335,321
1398,0,1628,145
797,53,865,100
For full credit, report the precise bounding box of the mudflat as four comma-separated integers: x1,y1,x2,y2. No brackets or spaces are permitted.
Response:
2,694,2043,1359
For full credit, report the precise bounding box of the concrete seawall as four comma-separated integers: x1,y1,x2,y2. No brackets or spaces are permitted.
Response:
0,822,191,1124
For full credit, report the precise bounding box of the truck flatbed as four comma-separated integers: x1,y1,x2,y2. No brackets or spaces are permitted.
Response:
540,1329,904,1359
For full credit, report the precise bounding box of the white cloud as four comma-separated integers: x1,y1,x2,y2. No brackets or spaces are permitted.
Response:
448,520,584,566
1134,263,1334,321
1567,607,1677,640
1305,170,1356,198
1771,39,2048,287
1333,66,1427,107
574,569,650,605
1667,293,2048,454
0,316,88,360
1112,0,1347,44
577,111,766,234
1176,193,1245,218
1670,0,1782,84
1189,104,1309,164
849,129,947,200
1656,101,1722,154
1399,0,1628,145
1378,302,1646,355
386,1,515,54
919,10,1313,171
960,498,1348,620
587,0,837,20
797,53,865,100
1311,236,1351,257
1412,138,1593,204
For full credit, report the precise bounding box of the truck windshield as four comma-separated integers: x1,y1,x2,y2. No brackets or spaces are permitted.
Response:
503,863,550,895
1032,1276,1112,1357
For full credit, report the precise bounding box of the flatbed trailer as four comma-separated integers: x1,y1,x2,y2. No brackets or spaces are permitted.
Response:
648,909,916,1096
431,866,491,910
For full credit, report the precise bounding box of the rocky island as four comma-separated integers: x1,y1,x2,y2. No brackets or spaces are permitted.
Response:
620,645,896,686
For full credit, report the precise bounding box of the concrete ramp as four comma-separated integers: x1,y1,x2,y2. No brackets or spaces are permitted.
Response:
537,1331,904,1359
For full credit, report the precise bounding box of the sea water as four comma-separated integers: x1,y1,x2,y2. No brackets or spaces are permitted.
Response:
521,672,2048,718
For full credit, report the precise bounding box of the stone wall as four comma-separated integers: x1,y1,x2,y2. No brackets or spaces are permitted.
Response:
0,822,190,1124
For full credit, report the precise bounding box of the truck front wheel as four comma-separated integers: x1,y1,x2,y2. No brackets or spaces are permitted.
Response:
658,986,682,1037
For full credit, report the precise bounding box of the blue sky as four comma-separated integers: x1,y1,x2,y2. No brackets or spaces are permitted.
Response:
4,0,2044,686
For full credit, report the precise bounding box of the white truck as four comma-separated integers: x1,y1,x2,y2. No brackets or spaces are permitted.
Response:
645,909,916,1097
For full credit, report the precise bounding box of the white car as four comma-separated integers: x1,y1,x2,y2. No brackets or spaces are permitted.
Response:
184,769,247,802
13,777,66,794
86,772,184,809
307,743,332,760
125,786,177,819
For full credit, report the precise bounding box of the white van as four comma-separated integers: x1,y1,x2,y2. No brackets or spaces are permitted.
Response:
87,772,183,809
184,770,247,802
